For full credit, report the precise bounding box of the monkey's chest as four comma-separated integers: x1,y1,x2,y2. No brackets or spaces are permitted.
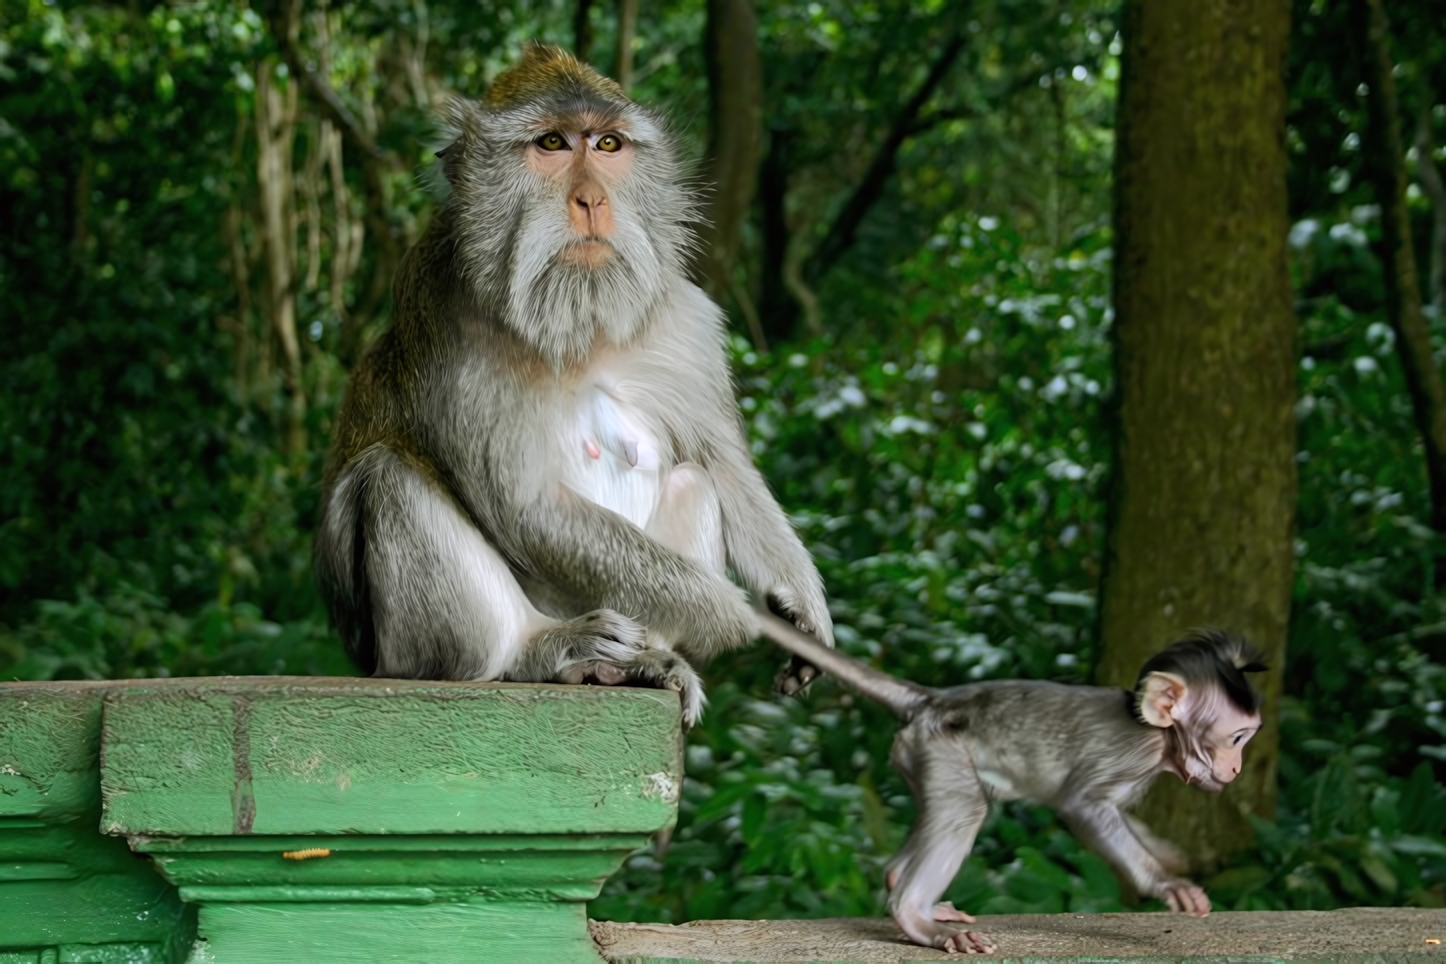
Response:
562,386,667,529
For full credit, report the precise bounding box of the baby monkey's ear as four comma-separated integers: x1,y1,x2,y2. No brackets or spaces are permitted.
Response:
1138,671,1188,728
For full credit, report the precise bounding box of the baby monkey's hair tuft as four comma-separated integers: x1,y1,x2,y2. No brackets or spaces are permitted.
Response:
1134,628,1268,717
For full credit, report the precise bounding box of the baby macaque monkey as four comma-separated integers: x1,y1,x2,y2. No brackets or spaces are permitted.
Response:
757,612,1267,955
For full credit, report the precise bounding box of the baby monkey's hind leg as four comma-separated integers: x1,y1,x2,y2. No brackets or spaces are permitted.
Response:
886,750,996,954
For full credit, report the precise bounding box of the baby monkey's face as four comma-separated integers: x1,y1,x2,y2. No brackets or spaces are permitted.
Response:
1194,702,1262,790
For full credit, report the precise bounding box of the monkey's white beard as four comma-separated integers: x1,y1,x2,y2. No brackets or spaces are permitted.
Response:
505,202,668,365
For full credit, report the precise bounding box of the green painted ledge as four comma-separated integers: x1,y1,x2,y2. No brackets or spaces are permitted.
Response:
1,677,684,964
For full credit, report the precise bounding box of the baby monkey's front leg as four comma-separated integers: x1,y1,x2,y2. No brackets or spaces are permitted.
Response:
1062,800,1211,917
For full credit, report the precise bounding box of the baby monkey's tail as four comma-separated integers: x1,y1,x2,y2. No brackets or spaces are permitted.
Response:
756,610,930,720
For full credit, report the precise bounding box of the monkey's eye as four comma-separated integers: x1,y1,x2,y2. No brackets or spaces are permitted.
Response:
536,132,568,151
595,133,623,153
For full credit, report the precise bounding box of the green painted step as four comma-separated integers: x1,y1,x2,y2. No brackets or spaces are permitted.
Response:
1,677,684,964
0,682,194,964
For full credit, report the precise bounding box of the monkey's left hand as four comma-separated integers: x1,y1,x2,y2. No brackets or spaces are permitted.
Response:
774,654,819,697
765,585,833,696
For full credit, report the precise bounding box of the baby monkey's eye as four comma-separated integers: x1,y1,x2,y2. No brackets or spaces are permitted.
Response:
595,133,623,153
536,132,568,151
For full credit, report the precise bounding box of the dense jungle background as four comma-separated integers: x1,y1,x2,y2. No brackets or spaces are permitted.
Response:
4,0,1446,921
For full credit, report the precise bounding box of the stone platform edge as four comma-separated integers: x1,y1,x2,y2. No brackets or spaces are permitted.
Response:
589,908,1446,964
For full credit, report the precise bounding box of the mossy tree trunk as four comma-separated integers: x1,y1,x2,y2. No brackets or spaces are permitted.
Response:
1096,0,1297,869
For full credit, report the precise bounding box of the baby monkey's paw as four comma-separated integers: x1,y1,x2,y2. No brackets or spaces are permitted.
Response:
896,911,996,955
932,901,976,923
941,929,997,955
1159,879,1211,917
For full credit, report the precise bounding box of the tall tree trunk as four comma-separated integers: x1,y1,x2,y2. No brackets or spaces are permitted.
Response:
256,62,308,457
615,0,637,92
758,126,796,345
1096,0,1296,870
575,0,596,63
699,0,763,311
1352,0,1446,589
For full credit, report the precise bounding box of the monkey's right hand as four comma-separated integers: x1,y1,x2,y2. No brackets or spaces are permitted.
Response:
1158,879,1211,917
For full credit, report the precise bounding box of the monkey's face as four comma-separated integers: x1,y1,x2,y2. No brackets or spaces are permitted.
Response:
1188,700,1261,791
524,125,633,269
1139,670,1262,791
440,72,695,367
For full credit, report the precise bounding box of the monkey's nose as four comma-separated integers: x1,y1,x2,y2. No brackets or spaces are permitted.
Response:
570,187,613,237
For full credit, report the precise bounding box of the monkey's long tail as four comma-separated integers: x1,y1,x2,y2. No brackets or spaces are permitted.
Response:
756,611,930,720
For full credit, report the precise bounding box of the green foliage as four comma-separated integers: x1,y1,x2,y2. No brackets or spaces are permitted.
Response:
3,0,1445,928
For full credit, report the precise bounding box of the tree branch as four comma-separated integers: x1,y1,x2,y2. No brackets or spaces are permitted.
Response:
1415,104,1446,316
802,28,969,287
266,0,399,364
1352,0,1446,587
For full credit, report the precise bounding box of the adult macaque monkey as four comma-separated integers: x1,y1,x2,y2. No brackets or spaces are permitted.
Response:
314,45,832,725
758,613,1266,954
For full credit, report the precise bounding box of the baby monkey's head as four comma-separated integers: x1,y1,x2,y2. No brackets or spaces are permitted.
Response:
1133,629,1267,792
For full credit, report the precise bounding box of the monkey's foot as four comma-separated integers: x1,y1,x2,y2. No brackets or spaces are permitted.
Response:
939,928,997,955
932,901,976,923
608,646,705,727
540,611,705,726
1159,880,1211,917
896,911,996,955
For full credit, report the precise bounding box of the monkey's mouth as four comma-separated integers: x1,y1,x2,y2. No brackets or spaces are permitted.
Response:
560,238,615,269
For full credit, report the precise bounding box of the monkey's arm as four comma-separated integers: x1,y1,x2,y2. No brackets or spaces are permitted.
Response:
1060,799,1210,916
658,287,833,650
512,485,756,655
707,451,834,646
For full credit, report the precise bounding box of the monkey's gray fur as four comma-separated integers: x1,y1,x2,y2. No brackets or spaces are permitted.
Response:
314,46,831,725
757,613,1266,954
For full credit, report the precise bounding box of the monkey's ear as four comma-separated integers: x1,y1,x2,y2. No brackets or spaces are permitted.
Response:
440,95,482,141
1138,671,1188,728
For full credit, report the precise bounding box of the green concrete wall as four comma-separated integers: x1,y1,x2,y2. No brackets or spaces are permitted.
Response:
0,678,683,964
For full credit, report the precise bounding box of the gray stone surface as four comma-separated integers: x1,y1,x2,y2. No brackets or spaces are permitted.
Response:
591,909,1446,963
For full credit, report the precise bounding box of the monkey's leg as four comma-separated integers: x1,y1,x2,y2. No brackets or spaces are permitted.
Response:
886,751,996,954
330,447,557,681
1061,801,1210,917
339,447,661,704
505,463,714,722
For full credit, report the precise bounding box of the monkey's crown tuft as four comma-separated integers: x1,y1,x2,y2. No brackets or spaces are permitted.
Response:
483,43,628,111
1134,628,1267,716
